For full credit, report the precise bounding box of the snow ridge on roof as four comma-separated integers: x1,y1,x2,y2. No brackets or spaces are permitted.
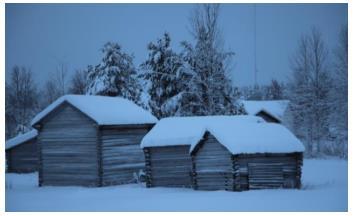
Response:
207,122,304,154
141,115,304,154
242,100,289,122
6,130,38,150
31,95,158,126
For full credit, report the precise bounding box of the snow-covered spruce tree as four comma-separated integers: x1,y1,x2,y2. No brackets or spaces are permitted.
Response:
179,4,245,116
329,26,348,158
140,33,193,118
288,28,332,157
86,42,142,105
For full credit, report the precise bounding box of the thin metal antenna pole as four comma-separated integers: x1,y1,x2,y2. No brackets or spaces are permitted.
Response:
254,4,258,86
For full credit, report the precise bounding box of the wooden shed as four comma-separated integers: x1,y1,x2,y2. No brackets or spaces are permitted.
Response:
191,122,304,191
5,130,38,173
242,100,290,123
31,95,157,187
140,116,264,188
143,145,191,188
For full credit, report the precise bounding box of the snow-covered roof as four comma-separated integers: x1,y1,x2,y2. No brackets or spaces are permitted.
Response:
141,115,304,154
141,116,264,150
5,130,38,150
31,95,158,126
207,122,304,154
242,100,290,122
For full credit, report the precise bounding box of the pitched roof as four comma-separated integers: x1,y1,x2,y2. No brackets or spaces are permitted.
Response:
141,115,304,154
206,122,304,154
242,100,290,122
31,95,158,126
5,130,38,150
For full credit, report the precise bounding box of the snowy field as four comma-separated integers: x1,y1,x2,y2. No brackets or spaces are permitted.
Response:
5,159,347,212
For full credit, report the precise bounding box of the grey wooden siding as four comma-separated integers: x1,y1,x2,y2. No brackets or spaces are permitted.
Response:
144,145,192,188
192,133,233,191
101,127,148,186
6,139,38,173
235,153,302,190
38,103,99,186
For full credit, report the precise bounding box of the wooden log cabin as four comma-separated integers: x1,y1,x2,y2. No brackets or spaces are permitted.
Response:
141,116,304,191
191,122,304,191
31,95,157,187
140,116,264,189
5,130,38,173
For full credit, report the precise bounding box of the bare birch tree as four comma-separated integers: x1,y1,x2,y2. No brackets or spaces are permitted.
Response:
6,66,39,138
69,69,89,95
289,28,332,157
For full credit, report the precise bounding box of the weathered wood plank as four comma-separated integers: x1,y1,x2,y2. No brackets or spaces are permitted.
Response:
192,133,233,191
6,138,38,173
145,145,192,188
101,127,148,186
38,103,99,187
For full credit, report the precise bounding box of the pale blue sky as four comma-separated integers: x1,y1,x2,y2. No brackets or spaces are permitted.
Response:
6,3,347,87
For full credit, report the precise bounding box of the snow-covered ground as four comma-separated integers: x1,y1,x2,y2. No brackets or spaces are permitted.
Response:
5,159,347,212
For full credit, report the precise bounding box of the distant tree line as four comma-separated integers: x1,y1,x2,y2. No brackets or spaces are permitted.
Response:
5,4,347,158
240,79,287,101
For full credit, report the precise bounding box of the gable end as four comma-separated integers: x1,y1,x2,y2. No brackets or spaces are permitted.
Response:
33,101,98,129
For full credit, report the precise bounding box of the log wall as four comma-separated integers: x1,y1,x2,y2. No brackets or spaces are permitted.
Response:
192,133,233,191
6,138,38,173
37,103,99,186
236,153,302,190
144,145,192,188
100,126,149,186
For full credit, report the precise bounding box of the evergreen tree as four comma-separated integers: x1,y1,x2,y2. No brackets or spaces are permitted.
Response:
140,33,192,118
180,4,244,116
86,42,142,104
